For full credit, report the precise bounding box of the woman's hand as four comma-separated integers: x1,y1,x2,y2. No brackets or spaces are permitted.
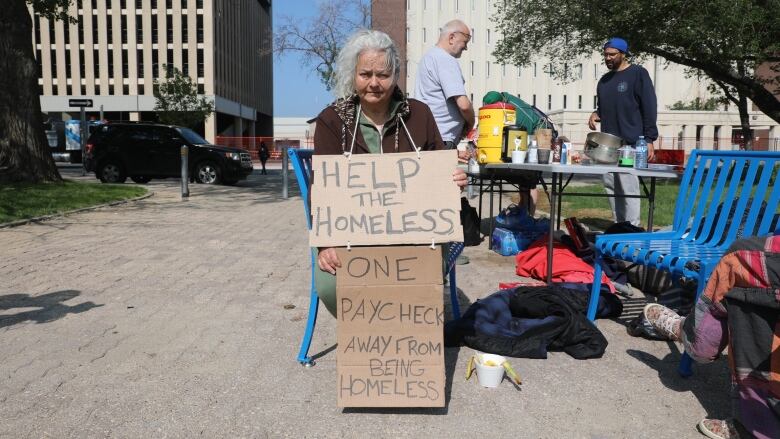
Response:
317,248,341,274
452,167,468,189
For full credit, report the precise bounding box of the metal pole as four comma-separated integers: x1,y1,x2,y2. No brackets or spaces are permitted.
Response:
181,145,189,199
80,106,87,176
282,145,289,199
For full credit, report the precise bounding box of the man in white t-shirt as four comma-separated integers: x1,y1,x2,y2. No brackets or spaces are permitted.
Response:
414,20,475,149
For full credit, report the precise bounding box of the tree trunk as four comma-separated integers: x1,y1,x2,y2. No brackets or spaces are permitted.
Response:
737,93,753,150
0,2,62,183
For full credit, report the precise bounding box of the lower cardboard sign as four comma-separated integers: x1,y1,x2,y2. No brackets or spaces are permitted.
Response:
336,246,445,407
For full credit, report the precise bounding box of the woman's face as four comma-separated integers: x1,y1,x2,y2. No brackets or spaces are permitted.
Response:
354,50,395,109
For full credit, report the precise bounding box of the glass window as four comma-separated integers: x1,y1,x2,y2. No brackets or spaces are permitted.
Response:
563,95,567,109
175,127,208,144
166,15,173,42
547,95,551,110
578,95,582,109
137,48,144,75
121,15,127,43
197,48,203,77
136,14,143,43
196,14,203,43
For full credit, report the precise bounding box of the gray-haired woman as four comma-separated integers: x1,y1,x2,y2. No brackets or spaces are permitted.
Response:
312,29,467,317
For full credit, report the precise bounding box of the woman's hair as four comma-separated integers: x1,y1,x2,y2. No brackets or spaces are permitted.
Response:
332,29,400,99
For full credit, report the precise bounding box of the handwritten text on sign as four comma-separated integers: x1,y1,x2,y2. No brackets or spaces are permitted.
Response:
309,151,462,247
336,246,444,407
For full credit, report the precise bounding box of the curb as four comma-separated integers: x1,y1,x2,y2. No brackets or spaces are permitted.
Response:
0,191,154,229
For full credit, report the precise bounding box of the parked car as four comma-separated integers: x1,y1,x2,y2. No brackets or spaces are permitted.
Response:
84,122,253,185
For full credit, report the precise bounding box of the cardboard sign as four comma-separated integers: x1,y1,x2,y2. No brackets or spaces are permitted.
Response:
335,246,445,407
309,151,463,247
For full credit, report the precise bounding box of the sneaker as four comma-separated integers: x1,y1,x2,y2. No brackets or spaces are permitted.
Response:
697,418,741,439
643,303,683,341
456,255,470,265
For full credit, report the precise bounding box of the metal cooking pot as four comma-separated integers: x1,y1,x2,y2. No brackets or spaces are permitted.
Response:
584,132,625,164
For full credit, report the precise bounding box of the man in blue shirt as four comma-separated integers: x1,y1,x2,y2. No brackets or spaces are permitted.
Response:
588,37,658,226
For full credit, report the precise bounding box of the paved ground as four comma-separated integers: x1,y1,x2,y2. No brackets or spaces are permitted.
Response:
0,165,729,438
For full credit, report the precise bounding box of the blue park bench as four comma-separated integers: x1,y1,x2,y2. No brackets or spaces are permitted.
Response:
287,148,464,366
586,150,780,376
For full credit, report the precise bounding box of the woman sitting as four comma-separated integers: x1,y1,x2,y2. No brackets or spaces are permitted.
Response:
312,29,467,317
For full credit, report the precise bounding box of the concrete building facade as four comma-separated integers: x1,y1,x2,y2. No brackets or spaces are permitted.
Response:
31,0,272,142
374,0,778,153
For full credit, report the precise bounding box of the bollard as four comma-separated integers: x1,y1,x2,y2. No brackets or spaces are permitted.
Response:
282,146,289,199
181,145,189,199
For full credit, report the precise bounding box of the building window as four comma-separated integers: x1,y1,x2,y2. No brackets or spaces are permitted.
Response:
406,27,410,42
121,15,127,44
576,63,583,79
122,50,128,77
486,29,490,44
92,14,98,43
34,15,41,46
152,15,158,40
578,95,582,109
136,0,143,9
593,95,597,109
166,0,172,9
422,28,426,43
563,95,567,109
197,48,203,77
108,49,114,74
137,48,144,75
49,19,55,43
81,84,86,96
533,62,537,77
67,84,72,96
166,15,173,43
138,83,144,94
470,27,475,43
532,94,536,106
106,15,113,43
152,49,158,76
502,64,506,77
93,49,100,75
517,65,521,77
197,84,204,94
77,16,84,44
182,14,188,42
470,61,474,76
63,20,70,44
50,49,57,74
121,0,127,9
196,0,203,8
167,49,174,70
485,62,490,77
136,14,143,43
65,49,72,77
91,0,98,10
123,84,129,95
196,14,203,43
594,64,598,78
547,95,551,110
36,49,42,78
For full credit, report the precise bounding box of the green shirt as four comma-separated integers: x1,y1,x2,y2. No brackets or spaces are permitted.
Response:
357,99,403,154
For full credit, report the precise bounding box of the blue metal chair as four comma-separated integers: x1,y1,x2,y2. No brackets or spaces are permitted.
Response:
288,148,464,366
587,150,780,376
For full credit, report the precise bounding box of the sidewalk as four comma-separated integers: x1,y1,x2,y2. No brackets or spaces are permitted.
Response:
0,168,728,438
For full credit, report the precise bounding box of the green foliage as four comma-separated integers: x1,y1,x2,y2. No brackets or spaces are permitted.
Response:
26,0,75,22
493,0,780,123
153,65,214,128
668,97,722,111
0,180,146,223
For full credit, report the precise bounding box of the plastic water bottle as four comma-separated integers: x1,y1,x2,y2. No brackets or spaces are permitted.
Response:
634,136,648,169
527,140,538,163
560,142,568,165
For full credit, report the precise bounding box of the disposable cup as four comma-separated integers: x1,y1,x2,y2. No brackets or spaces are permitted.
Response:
511,150,527,164
475,353,505,387
538,149,551,164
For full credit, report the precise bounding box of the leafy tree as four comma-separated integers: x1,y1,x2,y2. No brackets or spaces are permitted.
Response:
669,97,723,111
0,1,69,183
274,0,370,90
153,66,214,128
493,0,780,131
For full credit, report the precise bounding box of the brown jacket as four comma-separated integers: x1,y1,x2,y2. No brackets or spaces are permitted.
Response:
313,89,445,155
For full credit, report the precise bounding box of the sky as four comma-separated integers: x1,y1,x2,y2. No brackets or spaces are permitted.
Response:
273,1,336,119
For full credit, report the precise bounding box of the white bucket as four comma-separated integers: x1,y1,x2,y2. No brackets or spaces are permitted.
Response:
475,353,505,388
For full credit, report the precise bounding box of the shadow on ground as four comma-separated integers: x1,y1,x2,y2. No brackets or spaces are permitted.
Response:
0,290,103,328
627,345,732,420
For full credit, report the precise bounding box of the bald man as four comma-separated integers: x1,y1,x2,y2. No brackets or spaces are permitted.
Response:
414,19,475,148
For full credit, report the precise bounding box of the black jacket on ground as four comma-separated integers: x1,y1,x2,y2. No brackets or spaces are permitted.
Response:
445,286,609,359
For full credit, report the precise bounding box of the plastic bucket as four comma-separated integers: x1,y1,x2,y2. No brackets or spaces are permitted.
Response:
475,353,506,387
477,103,516,163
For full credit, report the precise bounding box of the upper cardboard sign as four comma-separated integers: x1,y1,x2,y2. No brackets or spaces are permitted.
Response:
309,150,463,247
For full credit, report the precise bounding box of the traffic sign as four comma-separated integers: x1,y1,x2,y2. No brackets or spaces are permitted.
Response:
69,99,93,107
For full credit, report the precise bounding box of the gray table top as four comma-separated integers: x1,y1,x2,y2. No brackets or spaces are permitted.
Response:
483,162,681,179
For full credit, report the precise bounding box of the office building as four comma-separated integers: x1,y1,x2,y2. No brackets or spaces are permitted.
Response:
31,0,272,142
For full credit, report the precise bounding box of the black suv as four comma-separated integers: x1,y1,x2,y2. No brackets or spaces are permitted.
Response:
84,123,253,185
